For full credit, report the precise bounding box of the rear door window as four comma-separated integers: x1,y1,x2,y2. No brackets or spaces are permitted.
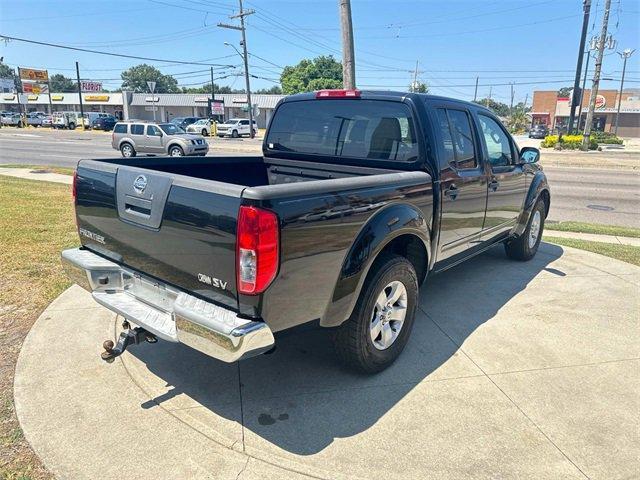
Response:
131,124,144,135
266,99,419,162
446,110,477,170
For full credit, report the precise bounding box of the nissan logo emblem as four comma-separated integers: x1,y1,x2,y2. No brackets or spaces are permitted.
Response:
133,174,147,194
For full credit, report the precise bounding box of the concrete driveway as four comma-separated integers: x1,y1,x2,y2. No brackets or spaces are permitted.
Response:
14,243,639,480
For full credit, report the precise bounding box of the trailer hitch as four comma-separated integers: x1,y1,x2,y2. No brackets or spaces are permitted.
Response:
101,321,157,363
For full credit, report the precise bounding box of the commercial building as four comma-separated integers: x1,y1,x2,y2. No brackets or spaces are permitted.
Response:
0,91,285,129
125,93,284,128
531,88,640,137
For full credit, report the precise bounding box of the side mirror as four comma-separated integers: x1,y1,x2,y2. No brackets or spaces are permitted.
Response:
520,146,540,164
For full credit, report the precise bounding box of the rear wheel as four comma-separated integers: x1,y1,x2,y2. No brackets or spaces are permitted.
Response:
505,197,546,261
201,128,208,136
120,143,136,158
231,129,239,138
333,254,418,373
169,145,184,157
68,122,76,130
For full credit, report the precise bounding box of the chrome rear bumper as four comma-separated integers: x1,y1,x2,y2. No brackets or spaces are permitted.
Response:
61,247,274,362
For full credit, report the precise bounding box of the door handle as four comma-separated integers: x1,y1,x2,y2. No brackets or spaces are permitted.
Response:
488,178,499,192
444,184,459,200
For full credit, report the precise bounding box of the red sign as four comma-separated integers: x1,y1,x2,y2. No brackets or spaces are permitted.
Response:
595,94,606,109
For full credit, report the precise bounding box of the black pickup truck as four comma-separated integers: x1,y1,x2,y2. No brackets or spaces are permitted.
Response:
62,89,550,373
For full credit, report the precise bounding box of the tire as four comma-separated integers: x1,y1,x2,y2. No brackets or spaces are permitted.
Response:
169,145,184,157
333,254,418,373
68,122,76,130
505,197,546,261
201,128,208,136
231,129,239,138
120,143,136,158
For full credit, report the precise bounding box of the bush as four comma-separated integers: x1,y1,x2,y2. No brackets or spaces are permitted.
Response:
590,131,624,144
540,134,598,150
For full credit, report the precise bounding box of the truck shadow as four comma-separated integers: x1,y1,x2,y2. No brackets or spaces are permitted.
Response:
129,242,564,455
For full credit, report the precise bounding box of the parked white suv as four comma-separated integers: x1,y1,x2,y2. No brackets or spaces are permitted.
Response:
216,118,257,138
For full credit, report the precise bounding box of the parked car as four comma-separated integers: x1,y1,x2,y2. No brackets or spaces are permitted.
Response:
185,118,212,136
63,89,549,373
26,112,43,127
171,117,201,130
53,111,81,130
529,124,549,139
1,112,22,126
92,115,117,131
111,120,209,157
216,118,257,138
42,115,53,127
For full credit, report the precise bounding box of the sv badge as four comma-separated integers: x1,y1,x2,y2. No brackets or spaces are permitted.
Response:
197,273,228,290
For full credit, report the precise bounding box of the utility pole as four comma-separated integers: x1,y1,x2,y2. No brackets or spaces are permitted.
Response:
219,0,255,138
210,66,216,102
577,49,593,129
412,60,419,92
75,61,85,131
510,83,515,116
524,93,529,110
15,67,26,128
473,76,479,102
339,0,356,89
613,48,635,135
582,0,612,150
485,86,492,107
569,0,592,134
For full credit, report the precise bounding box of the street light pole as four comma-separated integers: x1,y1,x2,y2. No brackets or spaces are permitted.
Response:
614,48,635,136
582,0,612,150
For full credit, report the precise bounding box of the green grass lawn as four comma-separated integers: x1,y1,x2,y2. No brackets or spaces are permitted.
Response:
544,236,640,266
0,176,77,480
545,221,640,238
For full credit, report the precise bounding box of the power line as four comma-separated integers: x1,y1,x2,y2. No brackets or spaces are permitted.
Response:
0,34,236,66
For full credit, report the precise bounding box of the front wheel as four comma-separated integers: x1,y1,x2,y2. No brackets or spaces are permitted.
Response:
333,254,418,373
68,122,76,130
505,197,546,261
231,129,239,138
169,145,184,157
201,128,208,136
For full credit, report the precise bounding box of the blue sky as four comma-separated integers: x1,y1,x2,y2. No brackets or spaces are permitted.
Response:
0,0,638,104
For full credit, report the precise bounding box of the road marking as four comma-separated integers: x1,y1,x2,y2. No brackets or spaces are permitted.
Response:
11,133,42,138
38,154,81,159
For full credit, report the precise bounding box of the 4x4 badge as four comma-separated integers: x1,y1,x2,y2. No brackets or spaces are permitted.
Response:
133,174,147,194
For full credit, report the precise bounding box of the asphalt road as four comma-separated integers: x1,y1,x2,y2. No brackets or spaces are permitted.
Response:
1,128,639,227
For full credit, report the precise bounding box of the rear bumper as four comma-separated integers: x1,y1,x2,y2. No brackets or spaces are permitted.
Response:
61,247,274,362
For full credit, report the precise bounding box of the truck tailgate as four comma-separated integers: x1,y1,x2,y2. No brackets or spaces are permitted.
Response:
75,161,242,310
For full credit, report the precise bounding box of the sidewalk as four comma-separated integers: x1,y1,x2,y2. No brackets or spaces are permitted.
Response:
0,167,72,185
544,229,640,247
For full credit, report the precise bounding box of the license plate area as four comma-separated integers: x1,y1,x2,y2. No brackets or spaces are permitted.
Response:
124,272,177,312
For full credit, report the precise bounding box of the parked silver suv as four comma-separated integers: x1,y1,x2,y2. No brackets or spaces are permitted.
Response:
111,121,209,157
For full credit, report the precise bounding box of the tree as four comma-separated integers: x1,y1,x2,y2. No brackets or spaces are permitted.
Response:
0,62,20,91
49,74,76,92
410,81,429,93
280,55,342,94
557,86,572,98
120,64,179,93
473,98,510,117
507,108,530,133
255,85,282,94
180,83,244,94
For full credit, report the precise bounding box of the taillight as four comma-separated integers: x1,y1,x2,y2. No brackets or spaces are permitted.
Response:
236,206,279,295
72,170,78,201
316,89,361,98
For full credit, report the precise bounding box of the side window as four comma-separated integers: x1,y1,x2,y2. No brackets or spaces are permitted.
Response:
478,115,513,167
435,109,455,168
447,109,477,169
113,124,127,134
240,120,249,125
147,125,161,136
131,124,144,135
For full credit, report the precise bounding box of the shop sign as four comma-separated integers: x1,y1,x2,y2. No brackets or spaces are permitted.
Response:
27,95,39,101
18,68,48,82
595,95,606,109
80,81,102,92
84,95,109,102
22,82,48,94
51,95,64,101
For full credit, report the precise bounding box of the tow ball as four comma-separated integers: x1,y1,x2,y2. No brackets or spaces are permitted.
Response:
101,320,157,363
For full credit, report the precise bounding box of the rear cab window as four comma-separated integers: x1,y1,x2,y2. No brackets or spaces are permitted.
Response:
113,124,127,134
266,99,419,163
